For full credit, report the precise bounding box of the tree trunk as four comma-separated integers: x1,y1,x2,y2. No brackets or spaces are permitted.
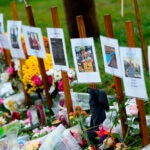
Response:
63,0,100,38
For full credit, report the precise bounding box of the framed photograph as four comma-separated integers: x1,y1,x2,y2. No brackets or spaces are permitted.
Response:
71,37,101,83
22,25,46,58
47,28,69,70
120,47,148,100
0,13,9,49
100,36,122,77
7,20,25,59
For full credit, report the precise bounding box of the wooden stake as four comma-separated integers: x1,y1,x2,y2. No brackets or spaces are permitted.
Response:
11,1,31,105
50,7,73,114
133,0,148,71
125,21,149,147
76,15,96,89
25,5,53,109
104,14,128,137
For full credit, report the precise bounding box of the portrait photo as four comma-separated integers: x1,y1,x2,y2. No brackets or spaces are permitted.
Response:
22,25,46,58
104,45,117,69
7,20,25,59
75,45,96,72
100,36,122,77
71,37,101,83
123,57,141,78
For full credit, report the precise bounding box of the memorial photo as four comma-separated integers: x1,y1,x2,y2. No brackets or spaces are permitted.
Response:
27,32,40,50
50,38,66,66
124,57,141,78
75,45,96,72
10,26,19,49
104,45,118,69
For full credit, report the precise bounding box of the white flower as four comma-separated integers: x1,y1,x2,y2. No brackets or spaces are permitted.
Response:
0,71,9,82
46,69,55,76
49,85,55,94
53,70,62,81
12,59,20,71
0,116,6,126
67,68,75,78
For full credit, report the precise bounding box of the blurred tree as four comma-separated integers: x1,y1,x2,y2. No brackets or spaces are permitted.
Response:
63,0,100,38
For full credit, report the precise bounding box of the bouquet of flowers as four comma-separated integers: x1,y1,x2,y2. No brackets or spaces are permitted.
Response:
21,53,75,97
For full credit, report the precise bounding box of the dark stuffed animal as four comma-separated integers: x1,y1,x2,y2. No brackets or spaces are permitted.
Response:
87,87,109,145
87,87,109,129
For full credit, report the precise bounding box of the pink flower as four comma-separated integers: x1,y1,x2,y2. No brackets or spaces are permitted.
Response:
31,75,42,86
26,110,32,123
129,104,138,116
47,75,53,84
33,128,40,134
58,80,64,91
0,48,3,53
7,66,14,75
0,98,3,105
24,118,31,124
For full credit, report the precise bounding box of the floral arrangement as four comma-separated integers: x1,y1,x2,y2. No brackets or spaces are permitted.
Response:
21,52,75,96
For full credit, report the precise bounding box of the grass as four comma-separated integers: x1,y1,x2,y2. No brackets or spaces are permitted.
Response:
0,0,150,100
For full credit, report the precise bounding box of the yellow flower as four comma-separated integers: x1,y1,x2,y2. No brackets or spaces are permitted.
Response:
21,53,53,94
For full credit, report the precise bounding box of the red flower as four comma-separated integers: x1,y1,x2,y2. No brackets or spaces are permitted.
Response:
32,75,42,86
58,80,64,91
47,75,53,84
12,111,20,121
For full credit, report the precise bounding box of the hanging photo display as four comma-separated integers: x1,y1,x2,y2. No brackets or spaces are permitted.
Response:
120,47,148,100
22,25,46,58
71,37,101,83
7,20,25,59
0,13,9,49
100,35,122,77
47,28,69,70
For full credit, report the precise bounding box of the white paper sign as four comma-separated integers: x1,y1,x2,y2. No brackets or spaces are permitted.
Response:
71,37,101,83
100,36,122,77
0,13,10,49
120,47,148,100
0,13,4,34
7,20,25,59
47,28,69,71
22,25,46,58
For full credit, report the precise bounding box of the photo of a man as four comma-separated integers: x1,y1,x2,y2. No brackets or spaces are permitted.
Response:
124,58,141,78
10,27,19,49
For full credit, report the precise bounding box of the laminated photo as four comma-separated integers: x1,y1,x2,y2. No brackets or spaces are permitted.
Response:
71,37,101,83
120,47,148,100
100,35,122,77
7,20,25,59
47,28,69,71
22,25,46,58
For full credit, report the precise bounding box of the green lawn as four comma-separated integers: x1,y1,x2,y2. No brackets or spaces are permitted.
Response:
0,0,150,101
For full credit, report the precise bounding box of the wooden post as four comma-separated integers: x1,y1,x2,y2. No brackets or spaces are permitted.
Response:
11,1,31,105
125,21,149,147
3,50,11,66
76,15,96,89
133,0,148,71
104,14,128,137
50,7,73,114
25,5,53,110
